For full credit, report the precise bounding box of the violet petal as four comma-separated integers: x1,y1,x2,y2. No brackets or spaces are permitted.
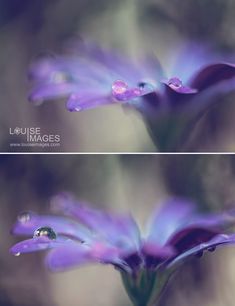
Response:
12,212,91,242
166,225,220,254
51,193,141,251
46,242,125,272
189,62,235,91
45,244,92,271
66,92,112,112
168,233,235,267
142,241,176,269
29,83,78,104
146,198,196,245
10,236,67,255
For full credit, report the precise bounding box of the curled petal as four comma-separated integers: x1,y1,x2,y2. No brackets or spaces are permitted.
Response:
161,79,197,108
165,208,235,253
168,234,235,268
166,225,220,253
162,78,197,94
190,62,235,91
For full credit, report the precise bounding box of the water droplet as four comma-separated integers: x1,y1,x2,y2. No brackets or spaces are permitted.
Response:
112,80,128,95
208,246,216,252
17,212,31,223
195,250,203,258
168,77,183,89
14,252,21,257
138,82,147,89
33,227,57,240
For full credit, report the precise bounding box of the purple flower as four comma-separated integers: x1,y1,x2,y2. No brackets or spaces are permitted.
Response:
28,41,160,111
10,193,235,306
28,42,235,151
28,42,235,112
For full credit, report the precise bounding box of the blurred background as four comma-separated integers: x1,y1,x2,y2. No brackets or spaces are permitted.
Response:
1,154,235,305
1,0,235,152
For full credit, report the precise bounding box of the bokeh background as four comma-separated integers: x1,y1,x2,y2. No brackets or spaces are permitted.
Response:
1,0,235,152
1,154,235,305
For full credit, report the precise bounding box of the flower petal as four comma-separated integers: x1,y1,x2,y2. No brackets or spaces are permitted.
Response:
10,236,67,255
28,42,161,111
146,198,196,245
189,62,235,91
142,242,176,269
45,244,92,271
66,92,112,112
168,233,235,267
161,81,198,109
166,225,220,253
12,212,91,242
45,242,126,272
162,79,197,95
28,83,78,104
50,193,141,252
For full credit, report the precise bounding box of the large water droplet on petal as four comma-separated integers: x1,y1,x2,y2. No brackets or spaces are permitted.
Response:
17,212,32,223
168,77,183,89
33,227,57,240
14,252,21,257
112,80,128,95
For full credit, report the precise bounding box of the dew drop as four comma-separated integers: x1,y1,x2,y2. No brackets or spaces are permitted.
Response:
33,227,57,240
138,82,147,89
168,77,183,89
67,94,82,112
208,246,216,252
14,252,21,257
112,80,128,95
195,250,203,258
17,212,31,223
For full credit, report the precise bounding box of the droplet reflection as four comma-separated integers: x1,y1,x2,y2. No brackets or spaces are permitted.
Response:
33,227,57,240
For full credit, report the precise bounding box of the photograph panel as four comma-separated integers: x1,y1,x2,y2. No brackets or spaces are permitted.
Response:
1,1,235,152
0,154,235,305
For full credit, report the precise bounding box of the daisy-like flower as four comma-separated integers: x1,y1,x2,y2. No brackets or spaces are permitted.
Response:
10,193,235,306
28,42,235,151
